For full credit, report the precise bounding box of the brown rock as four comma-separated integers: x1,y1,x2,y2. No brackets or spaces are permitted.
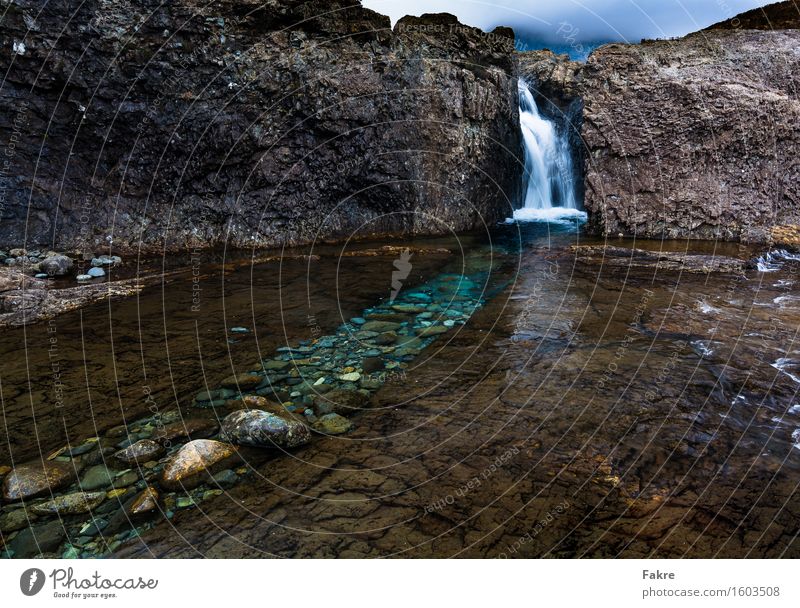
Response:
160,440,241,491
129,487,160,517
152,418,219,446
30,491,106,515
2,460,77,501
114,439,165,466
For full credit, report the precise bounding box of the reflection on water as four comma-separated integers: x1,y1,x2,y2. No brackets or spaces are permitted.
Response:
2,221,799,558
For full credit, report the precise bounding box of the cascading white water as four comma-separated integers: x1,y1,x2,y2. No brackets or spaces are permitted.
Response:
512,80,584,223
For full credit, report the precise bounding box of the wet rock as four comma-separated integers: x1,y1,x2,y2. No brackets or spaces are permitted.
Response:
220,409,311,449
361,356,384,374
39,254,74,277
80,465,117,490
312,413,353,435
160,440,241,491
76,274,92,281
263,359,291,371
373,331,398,345
391,303,426,313
91,255,121,267
111,471,139,489
314,388,372,415
0,509,35,533
339,372,361,382
8,519,67,558
114,439,165,466
416,325,449,337
152,418,218,445
2,459,77,501
87,267,106,278
361,320,402,333
220,373,263,391
211,469,238,488
129,487,159,518
31,491,106,516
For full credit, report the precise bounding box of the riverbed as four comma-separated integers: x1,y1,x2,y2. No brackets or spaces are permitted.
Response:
2,220,799,558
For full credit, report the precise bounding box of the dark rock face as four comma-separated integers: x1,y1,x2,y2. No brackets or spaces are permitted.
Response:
0,1,521,253
518,25,800,243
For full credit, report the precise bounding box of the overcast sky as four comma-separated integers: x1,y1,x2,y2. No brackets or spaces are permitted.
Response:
362,0,770,43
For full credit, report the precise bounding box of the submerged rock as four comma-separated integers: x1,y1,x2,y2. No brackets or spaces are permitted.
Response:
312,413,353,435
2,460,77,501
160,440,240,491
0,509,35,533
8,519,66,558
361,320,402,333
416,325,449,337
220,409,311,449
314,387,372,415
114,439,165,466
30,491,106,516
129,487,160,518
220,373,263,391
80,465,117,490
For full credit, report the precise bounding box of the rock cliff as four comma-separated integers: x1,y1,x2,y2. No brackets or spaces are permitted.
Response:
0,1,521,253
518,2,800,243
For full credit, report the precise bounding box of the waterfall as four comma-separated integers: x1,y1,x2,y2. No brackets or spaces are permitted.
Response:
512,80,585,223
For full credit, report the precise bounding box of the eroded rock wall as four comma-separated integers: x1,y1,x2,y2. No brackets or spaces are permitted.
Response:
0,1,522,253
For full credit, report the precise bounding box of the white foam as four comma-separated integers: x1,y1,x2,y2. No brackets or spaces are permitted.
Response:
756,249,800,272
772,358,800,384
509,207,588,224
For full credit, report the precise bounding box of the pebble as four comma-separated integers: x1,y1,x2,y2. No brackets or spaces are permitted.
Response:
87,266,106,277
230,326,250,333
76,274,92,281
30,491,106,516
339,372,361,382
